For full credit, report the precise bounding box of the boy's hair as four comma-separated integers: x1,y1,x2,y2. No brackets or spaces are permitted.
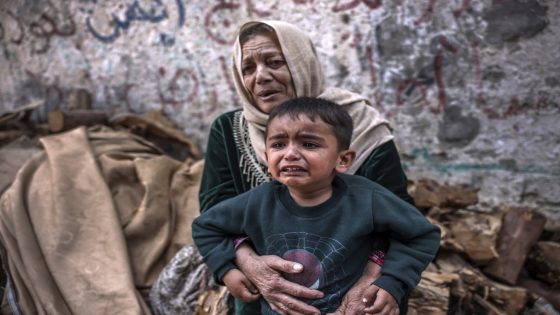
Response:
266,97,353,150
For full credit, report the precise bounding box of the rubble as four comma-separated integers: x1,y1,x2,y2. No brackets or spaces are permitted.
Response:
408,180,560,314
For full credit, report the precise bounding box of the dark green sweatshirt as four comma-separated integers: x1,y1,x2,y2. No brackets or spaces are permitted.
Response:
193,174,440,314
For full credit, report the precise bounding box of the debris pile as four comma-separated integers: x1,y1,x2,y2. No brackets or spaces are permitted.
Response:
408,179,560,315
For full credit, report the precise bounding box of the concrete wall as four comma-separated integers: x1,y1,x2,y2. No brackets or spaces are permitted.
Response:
1,0,559,225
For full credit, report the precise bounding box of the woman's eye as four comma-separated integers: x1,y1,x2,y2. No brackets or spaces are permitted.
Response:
242,65,255,75
268,59,285,68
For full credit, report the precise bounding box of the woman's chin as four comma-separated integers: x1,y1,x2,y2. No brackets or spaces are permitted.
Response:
256,97,291,113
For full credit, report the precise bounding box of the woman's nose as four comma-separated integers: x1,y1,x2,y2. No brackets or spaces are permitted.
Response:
255,64,272,83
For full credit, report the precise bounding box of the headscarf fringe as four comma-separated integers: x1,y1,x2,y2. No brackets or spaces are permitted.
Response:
233,111,270,188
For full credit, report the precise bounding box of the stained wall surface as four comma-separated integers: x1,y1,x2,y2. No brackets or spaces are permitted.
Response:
1,0,559,224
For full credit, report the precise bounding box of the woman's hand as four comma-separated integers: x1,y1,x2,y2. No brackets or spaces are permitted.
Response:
327,261,382,315
235,243,324,315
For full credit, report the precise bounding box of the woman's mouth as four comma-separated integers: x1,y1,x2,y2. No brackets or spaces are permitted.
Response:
258,90,280,100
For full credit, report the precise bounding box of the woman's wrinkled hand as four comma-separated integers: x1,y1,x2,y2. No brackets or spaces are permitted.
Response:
235,244,324,315
326,261,382,315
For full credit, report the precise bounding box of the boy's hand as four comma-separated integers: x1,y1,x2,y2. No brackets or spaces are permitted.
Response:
362,285,399,315
326,261,381,315
222,268,260,302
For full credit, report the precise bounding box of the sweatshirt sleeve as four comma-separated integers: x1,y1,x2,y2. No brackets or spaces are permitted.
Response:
192,197,248,282
370,188,441,304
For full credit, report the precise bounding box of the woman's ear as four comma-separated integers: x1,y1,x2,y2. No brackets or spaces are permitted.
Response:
335,150,356,173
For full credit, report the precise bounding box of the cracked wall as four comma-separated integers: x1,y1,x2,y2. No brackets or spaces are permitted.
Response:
0,0,558,226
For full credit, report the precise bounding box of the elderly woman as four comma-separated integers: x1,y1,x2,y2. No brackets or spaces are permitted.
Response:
199,20,414,315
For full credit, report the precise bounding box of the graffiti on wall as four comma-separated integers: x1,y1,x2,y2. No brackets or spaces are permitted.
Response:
202,0,456,46
350,1,555,123
157,67,199,109
0,10,76,54
85,0,185,45
1,0,557,140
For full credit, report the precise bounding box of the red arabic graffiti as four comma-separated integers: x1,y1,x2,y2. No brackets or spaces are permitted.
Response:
157,67,200,108
366,45,382,108
332,0,383,12
414,0,437,26
453,0,472,18
0,11,75,54
204,2,241,46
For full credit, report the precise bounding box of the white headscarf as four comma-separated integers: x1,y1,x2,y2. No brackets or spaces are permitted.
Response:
232,20,393,174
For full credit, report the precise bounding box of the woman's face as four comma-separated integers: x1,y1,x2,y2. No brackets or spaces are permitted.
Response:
241,33,296,113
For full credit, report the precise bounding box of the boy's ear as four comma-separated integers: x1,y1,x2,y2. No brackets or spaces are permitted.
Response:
335,150,356,173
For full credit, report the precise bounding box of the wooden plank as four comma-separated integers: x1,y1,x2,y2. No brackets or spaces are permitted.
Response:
483,207,546,285
518,276,560,311
48,110,108,133
446,211,502,265
526,241,560,287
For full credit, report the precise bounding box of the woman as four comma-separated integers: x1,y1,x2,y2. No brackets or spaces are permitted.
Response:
199,20,414,315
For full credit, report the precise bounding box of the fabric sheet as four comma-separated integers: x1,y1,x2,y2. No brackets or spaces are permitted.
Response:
0,126,203,315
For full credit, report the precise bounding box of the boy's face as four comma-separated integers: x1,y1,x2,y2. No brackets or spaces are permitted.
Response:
265,114,354,195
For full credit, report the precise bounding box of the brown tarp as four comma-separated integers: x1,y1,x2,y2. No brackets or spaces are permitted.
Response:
0,126,203,315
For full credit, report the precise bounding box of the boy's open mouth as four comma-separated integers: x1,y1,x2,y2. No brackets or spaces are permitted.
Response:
280,167,306,174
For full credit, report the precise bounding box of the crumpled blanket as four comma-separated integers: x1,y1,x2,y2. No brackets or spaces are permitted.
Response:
0,126,204,315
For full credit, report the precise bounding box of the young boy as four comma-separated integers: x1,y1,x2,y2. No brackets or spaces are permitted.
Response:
192,97,440,314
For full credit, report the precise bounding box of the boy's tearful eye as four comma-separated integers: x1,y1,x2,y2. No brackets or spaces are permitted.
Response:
269,141,285,150
302,142,319,149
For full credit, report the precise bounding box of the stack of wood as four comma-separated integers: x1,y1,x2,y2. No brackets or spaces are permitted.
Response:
407,179,560,315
